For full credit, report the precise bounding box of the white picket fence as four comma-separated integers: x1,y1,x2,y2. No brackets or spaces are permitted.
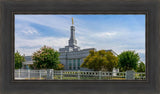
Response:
15,69,47,80
135,72,146,80
14,69,145,80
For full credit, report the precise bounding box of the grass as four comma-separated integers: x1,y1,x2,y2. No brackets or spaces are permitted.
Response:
53,75,126,80
25,77,46,80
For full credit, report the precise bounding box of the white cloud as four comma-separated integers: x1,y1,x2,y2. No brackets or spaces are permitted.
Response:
15,48,39,56
92,32,117,38
15,37,68,48
15,36,69,55
22,27,38,35
15,23,39,36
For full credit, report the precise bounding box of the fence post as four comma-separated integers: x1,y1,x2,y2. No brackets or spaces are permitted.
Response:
18,69,21,78
47,69,50,80
61,70,63,80
47,69,54,80
126,70,135,80
78,70,80,80
108,72,110,80
28,69,30,79
99,71,101,80
39,70,41,79
125,71,127,79
52,69,54,80
50,69,53,80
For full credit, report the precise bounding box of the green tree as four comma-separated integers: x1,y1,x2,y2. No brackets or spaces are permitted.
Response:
118,50,140,71
32,45,60,69
28,64,35,69
56,64,64,70
81,50,118,71
15,51,25,69
137,61,145,72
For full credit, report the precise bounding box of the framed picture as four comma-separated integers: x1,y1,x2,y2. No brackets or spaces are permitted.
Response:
0,0,160,94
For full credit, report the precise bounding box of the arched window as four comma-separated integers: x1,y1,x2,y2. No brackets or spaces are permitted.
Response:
78,59,80,70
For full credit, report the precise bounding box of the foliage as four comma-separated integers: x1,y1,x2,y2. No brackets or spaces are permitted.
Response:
137,61,145,72
56,64,64,70
28,64,35,69
81,50,118,71
118,50,140,71
15,51,25,69
32,45,60,69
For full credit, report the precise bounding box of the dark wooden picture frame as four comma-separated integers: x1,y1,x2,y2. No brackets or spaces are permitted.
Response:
0,0,160,94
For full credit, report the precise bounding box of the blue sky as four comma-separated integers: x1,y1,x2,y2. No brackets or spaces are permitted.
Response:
15,14,145,62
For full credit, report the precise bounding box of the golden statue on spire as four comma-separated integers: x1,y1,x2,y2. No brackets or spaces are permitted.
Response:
72,17,74,25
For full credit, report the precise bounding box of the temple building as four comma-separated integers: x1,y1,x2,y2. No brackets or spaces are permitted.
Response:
58,18,118,71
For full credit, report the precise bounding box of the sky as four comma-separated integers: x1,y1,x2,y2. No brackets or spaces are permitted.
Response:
15,14,145,62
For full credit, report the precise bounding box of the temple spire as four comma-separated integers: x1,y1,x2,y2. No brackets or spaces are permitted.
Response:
69,17,77,47
59,18,80,52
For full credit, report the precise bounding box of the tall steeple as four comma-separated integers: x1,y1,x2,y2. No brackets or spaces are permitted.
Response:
59,17,80,52
69,17,77,47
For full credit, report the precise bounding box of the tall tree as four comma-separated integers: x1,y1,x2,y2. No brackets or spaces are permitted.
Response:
32,45,60,69
15,51,25,69
118,50,140,71
137,61,145,72
81,50,118,71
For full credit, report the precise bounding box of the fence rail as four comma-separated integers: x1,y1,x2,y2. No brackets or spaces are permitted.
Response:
14,69,145,80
